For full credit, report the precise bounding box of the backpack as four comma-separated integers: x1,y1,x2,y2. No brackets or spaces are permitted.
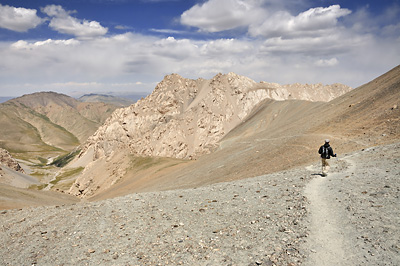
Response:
319,145,329,159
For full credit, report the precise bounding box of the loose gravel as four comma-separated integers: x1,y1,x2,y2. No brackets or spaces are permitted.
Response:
0,142,399,265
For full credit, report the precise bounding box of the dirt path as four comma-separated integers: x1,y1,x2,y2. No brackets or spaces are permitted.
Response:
304,175,346,265
303,144,400,265
304,156,358,265
1,143,398,265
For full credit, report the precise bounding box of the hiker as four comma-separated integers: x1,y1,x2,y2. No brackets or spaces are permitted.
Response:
318,139,337,176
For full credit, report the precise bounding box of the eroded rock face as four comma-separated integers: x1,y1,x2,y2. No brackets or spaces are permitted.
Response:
0,148,24,174
69,73,352,197
81,73,269,161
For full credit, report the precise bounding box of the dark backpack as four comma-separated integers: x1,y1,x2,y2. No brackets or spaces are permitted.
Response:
319,145,330,159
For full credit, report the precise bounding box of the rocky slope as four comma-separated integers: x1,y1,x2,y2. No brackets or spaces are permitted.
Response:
69,72,351,197
0,148,24,173
0,148,40,189
1,142,398,265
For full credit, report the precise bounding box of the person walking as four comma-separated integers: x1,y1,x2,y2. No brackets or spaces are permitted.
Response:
318,139,337,176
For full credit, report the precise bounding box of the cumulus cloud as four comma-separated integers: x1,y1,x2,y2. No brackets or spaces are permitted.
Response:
179,2,359,65
200,38,252,56
41,5,108,38
0,4,44,32
249,5,351,38
11,39,80,49
0,1,399,97
180,0,266,32
153,37,200,60
180,1,351,39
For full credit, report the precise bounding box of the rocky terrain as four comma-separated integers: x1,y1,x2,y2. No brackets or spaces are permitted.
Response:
81,73,351,160
0,148,24,173
0,142,398,265
69,72,351,197
0,148,39,189
303,142,400,266
0,66,398,265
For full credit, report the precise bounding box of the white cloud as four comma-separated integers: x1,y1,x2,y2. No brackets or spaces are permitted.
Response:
0,2,399,98
315,58,339,67
0,4,44,32
200,38,252,56
150,28,187,35
11,39,80,49
180,1,351,39
153,37,199,60
260,31,370,56
42,5,108,39
180,0,266,32
249,5,351,38
1,26,398,97
41,5,71,17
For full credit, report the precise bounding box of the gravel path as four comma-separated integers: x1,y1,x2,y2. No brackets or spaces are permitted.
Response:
304,142,400,266
0,142,399,265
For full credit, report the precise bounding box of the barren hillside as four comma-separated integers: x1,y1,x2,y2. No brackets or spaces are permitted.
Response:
68,72,352,198
0,92,119,157
1,142,398,265
0,67,398,266
71,66,398,201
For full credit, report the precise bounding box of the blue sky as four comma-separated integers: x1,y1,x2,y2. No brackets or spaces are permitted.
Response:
0,0,399,97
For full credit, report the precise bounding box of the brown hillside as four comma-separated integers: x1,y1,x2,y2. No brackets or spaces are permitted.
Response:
0,183,78,210
69,73,351,198
0,92,119,155
10,92,118,143
315,64,400,146
89,65,399,201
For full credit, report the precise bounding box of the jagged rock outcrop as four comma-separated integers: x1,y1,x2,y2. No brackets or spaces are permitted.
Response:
69,72,351,197
0,148,24,174
83,73,351,160
84,73,269,160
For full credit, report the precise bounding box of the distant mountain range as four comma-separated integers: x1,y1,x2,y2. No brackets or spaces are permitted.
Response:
78,94,137,107
0,97,14,104
0,92,119,158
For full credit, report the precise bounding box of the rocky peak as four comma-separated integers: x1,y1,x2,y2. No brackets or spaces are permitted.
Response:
69,72,352,197
79,72,352,161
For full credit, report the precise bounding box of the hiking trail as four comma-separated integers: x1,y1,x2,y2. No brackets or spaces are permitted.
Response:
304,155,358,266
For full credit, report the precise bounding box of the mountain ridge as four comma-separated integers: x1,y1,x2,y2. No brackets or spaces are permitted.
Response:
68,72,352,197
